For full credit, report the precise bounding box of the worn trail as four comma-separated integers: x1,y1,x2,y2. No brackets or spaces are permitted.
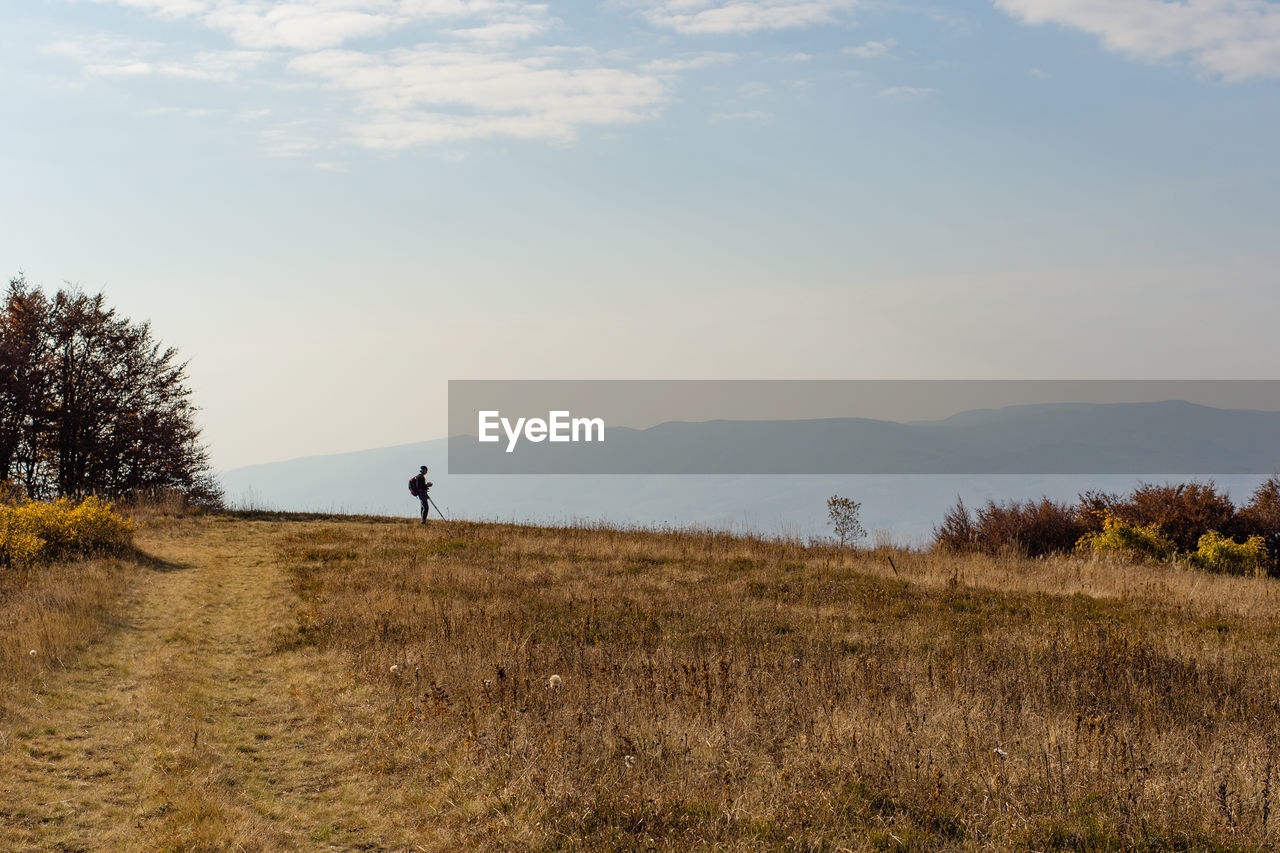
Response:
0,520,420,852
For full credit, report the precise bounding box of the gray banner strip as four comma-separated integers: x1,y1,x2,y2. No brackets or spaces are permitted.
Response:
447,380,1280,475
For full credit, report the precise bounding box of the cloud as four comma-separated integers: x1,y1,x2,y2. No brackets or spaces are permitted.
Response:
48,36,265,80
56,1,757,152
642,52,737,72
202,5,398,50
995,0,1280,81
843,37,896,59
100,0,209,18
709,109,773,120
288,47,668,146
644,0,858,35
737,80,772,98
877,85,933,97
88,0,555,50
260,122,322,155
446,17,551,43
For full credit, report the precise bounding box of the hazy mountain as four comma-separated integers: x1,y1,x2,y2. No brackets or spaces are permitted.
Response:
449,400,1280,474
219,402,1280,542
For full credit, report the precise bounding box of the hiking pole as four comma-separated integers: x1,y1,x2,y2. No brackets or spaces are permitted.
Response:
428,494,448,520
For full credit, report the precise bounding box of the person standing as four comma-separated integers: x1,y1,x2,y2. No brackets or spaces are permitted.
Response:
410,465,433,523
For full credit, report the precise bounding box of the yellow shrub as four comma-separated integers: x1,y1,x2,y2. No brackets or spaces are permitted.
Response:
1193,530,1267,576
0,497,134,568
0,508,46,568
1075,513,1176,563
66,497,135,553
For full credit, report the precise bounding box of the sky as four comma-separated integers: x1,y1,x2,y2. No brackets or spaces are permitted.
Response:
3,0,1280,471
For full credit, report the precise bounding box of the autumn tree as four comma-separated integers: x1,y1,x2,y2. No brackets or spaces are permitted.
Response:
0,279,53,490
0,275,219,503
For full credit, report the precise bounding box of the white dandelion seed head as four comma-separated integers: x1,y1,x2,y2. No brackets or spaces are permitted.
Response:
547,674,562,689
389,664,400,674
29,649,38,656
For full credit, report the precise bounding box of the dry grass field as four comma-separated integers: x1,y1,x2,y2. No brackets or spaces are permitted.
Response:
5,512,1280,851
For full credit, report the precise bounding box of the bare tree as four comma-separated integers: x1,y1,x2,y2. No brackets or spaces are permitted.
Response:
827,494,866,549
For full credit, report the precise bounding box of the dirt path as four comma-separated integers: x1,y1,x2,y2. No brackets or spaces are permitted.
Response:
0,520,421,852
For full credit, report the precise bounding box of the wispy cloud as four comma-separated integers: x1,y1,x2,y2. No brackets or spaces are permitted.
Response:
288,47,668,146
54,0,857,153
96,0,209,18
736,80,772,98
844,37,895,59
877,85,933,97
48,35,265,80
446,16,553,44
996,0,1280,81
260,122,322,156
643,0,858,35
642,52,737,72
88,0,555,50
55,1,681,150
709,109,774,120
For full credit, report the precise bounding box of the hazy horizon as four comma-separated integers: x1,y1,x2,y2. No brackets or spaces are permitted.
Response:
213,394,1280,475
5,0,1280,471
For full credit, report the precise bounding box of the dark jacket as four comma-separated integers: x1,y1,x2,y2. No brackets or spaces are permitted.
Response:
413,473,431,497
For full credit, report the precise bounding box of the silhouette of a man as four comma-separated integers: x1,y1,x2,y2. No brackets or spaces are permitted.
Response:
412,465,433,523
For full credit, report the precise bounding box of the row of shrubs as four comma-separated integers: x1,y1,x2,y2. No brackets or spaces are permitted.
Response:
934,478,1280,575
0,496,136,568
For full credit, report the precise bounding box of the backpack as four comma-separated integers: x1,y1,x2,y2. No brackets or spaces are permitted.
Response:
408,476,421,497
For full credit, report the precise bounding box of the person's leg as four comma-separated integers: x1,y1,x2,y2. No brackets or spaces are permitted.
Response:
420,496,429,523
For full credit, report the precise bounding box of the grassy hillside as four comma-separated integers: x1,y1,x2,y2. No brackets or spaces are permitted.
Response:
5,512,1280,851
280,519,1280,851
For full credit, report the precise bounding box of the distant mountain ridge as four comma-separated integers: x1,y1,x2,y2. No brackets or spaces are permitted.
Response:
448,400,1280,474
220,401,1280,540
